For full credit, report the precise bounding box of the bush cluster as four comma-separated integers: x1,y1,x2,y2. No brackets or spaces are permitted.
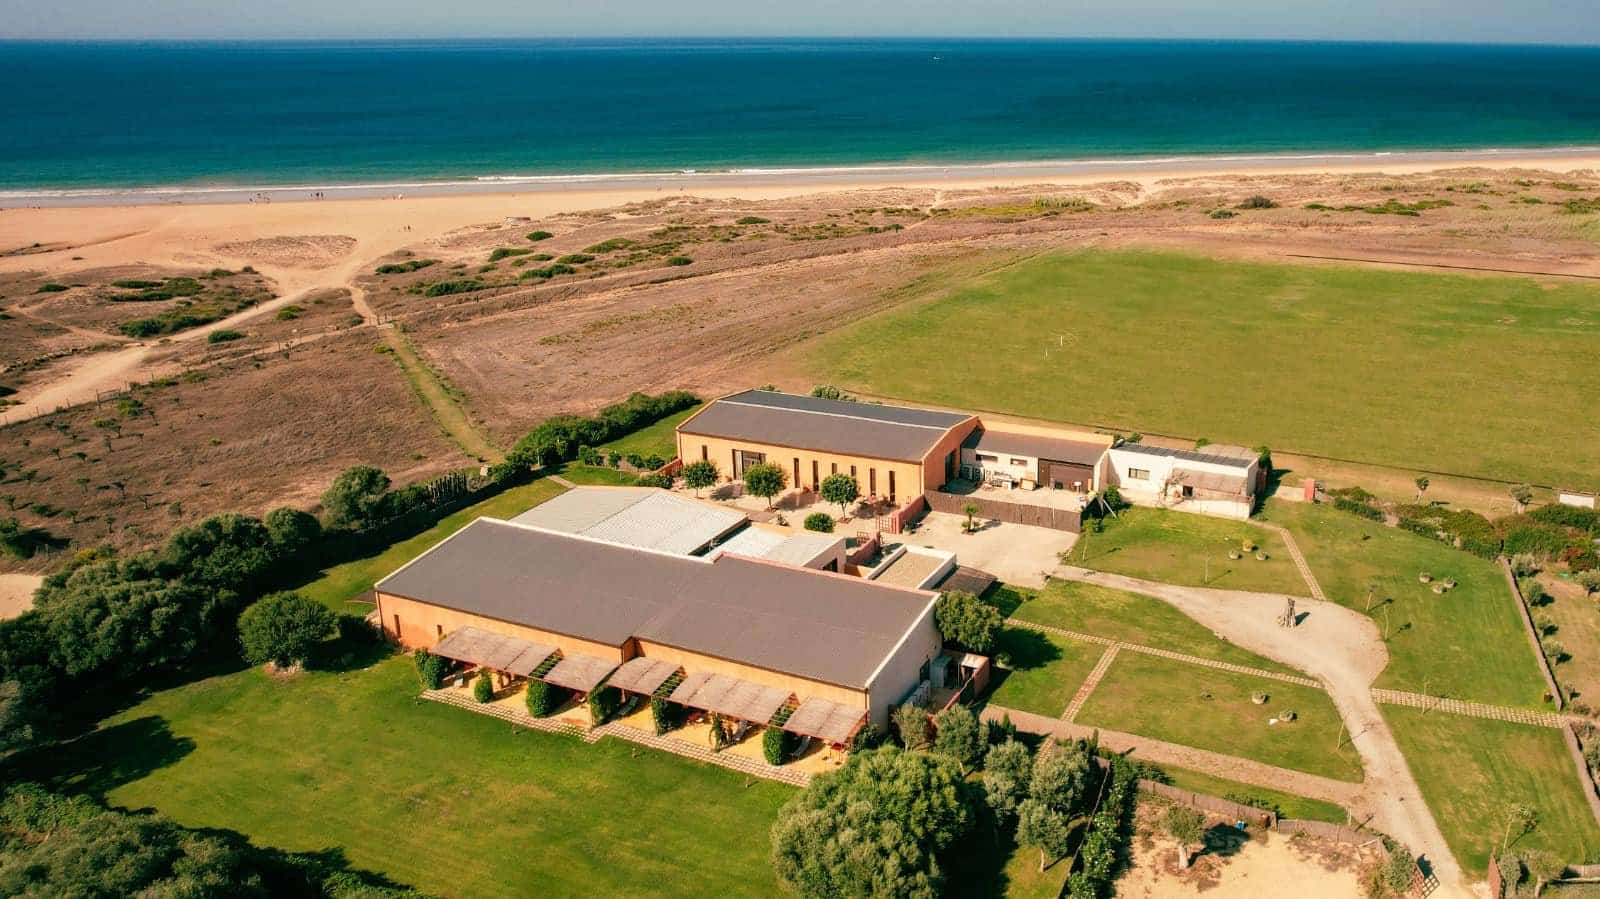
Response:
586,683,620,724
1333,495,1384,521
803,512,835,533
506,391,699,470
1065,758,1138,899
421,279,486,297
525,680,562,717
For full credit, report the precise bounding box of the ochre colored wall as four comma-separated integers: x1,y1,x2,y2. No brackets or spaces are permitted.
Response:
632,638,868,711
376,592,626,662
920,418,981,492
678,431,929,503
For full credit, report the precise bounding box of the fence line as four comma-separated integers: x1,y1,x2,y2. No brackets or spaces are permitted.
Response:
923,489,1081,532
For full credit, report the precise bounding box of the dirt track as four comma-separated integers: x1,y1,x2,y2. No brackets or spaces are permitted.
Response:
1054,566,1470,897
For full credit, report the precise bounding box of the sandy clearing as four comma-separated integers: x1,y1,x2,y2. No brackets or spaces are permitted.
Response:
1121,826,1372,899
0,573,42,620
1053,566,1470,897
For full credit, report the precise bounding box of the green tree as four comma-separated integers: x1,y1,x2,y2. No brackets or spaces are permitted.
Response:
162,513,277,595
980,739,1034,823
681,460,719,497
934,591,1001,654
1016,798,1073,872
743,462,787,508
932,704,984,771
819,473,860,517
1414,476,1430,503
894,704,931,750
0,680,34,755
1030,743,1091,815
770,747,973,898
473,667,494,703
1502,804,1539,853
263,507,322,556
237,592,336,670
414,650,446,690
322,466,392,529
1523,849,1565,897
1164,805,1206,867
962,502,980,533
32,556,217,678
764,725,793,766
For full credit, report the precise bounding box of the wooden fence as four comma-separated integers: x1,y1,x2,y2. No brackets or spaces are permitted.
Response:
923,489,1081,532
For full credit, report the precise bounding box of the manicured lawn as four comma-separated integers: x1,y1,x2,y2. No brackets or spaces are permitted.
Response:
1068,507,1308,596
1534,574,1600,705
801,249,1600,490
987,628,1105,718
598,403,703,461
1075,652,1363,782
9,656,793,899
556,461,648,486
297,477,567,612
1155,764,1350,824
1005,579,1303,677
1383,706,1600,877
1263,500,1549,708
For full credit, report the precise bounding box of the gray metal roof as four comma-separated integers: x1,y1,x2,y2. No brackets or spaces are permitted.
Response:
679,389,973,463
962,428,1107,466
711,527,841,567
377,518,937,689
510,487,745,556
1113,442,1257,469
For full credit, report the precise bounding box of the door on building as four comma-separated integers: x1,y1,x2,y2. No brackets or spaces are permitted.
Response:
734,449,765,477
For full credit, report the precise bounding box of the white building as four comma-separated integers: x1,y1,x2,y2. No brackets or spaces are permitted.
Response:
1099,442,1261,520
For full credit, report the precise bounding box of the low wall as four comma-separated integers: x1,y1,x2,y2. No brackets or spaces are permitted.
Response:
1502,558,1565,708
1562,723,1600,832
1140,780,1374,846
924,489,1080,532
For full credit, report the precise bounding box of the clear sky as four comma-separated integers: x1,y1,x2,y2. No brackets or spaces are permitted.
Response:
1,0,1597,45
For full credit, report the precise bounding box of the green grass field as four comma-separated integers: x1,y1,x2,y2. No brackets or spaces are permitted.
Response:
1154,764,1350,824
1262,500,1549,708
598,403,703,461
555,461,647,485
1075,652,1363,782
10,656,792,899
1004,579,1302,677
297,477,568,612
801,249,1600,490
987,628,1105,717
1383,706,1600,877
1068,508,1308,596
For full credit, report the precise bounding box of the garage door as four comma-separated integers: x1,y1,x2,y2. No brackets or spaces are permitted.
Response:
1041,460,1094,491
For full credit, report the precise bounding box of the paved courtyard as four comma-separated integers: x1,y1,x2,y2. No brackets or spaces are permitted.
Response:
901,511,1076,588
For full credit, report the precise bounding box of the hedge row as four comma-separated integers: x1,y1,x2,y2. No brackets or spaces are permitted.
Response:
1065,758,1138,899
506,391,699,470
1333,495,1384,521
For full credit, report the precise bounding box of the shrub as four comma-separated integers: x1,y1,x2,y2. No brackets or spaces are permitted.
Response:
421,279,485,297
1500,515,1578,558
665,256,693,266
473,668,494,703
237,591,336,670
933,704,984,770
1238,195,1278,209
803,512,834,533
1510,553,1542,578
934,591,1001,654
1562,545,1598,572
525,230,553,241
635,473,673,489
415,650,446,690
894,703,931,750
587,683,620,723
526,679,561,717
36,283,70,293
1531,504,1600,535
763,725,793,765
1577,570,1600,595
1334,495,1384,521
206,329,245,344
322,466,392,529
263,507,322,556
506,390,699,469
1208,208,1236,219
555,253,594,264
487,247,533,261
374,258,438,274
584,237,637,254
736,216,770,224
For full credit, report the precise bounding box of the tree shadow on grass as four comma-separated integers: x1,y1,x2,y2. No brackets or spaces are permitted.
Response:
307,625,396,674
994,627,1064,672
3,715,195,798
944,800,1016,897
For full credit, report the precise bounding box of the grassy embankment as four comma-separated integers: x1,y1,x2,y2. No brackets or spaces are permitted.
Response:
800,249,1600,491
1067,507,1307,596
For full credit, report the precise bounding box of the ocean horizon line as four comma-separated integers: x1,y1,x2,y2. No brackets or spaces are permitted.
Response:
5,146,1598,209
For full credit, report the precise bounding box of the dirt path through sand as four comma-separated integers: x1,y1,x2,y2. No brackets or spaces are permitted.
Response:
1052,566,1470,897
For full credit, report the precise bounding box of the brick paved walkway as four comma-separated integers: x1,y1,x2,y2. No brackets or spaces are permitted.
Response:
1007,618,1324,689
1258,521,1327,602
1369,689,1564,728
1063,646,1120,722
421,689,812,786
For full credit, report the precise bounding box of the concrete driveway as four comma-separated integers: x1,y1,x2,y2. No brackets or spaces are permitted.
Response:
902,511,1076,588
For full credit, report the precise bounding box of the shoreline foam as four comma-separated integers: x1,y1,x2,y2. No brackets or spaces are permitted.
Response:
5,145,1598,209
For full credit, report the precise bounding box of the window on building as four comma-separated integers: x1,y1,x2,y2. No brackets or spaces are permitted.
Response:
1010,458,1027,466
793,457,800,487
869,468,877,496
436,624,443,639
392,614,402,637
976,453,998,463
888,470,896,501
812,460,819,488
700,444,708,461
1181,485,1195,498
1128,468,1151,480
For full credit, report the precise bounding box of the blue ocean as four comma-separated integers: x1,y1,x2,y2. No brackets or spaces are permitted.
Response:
2,39,1599,192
